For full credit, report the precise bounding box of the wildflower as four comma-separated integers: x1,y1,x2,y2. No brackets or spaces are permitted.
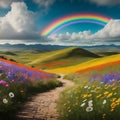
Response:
107,93,113,98
0,80,9,87
91,90,95,93
88,100,93,104
88,87,91,89
84,86,88,89
97,87,101,89
83,99,87,102
86,106,93,112
3,98,8,104
82,94,88,98
88,102,93,107
80,103,86,107
112,98,117,102
96,94,102,98
88,100,93,106
87,94,92,97
103,100,107,105
104,91,109,95
112,87,117,91
111,108,114,112
11,80,15,83
68,109,71,112
9,92,15,98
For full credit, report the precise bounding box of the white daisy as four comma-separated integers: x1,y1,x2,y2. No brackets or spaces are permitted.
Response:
88,100,93,106
88,100,93,104
91,90,95,93
9,92,15,98
84,86,88,89
80,103,86,107
83,99,87,102
3,98,8,104
88,87,91,89
86,106,93,112
103,100,107,105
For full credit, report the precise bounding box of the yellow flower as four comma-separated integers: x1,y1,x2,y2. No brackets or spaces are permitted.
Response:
96,94,102,98
111,109,114,112
107,93,113,98
114,92,117,95
87,94,92,97
82,94,88,98
104,91,109,95
112,87,117,91
112,98,117,102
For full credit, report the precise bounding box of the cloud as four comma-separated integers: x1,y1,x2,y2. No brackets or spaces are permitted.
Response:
93,20,120,39
33,0,56,8
0,1,120,46
0,2,40,40
89,0,120,6
0,0,20,8
48,19,120,46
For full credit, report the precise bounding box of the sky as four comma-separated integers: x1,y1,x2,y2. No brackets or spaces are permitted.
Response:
0,0,120,46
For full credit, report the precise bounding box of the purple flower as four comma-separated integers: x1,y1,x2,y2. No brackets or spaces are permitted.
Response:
0,80,9,87
90,72,120,84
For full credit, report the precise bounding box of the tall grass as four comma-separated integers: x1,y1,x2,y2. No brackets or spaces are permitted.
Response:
0,59,62,119
58,80,120,120
58,71,120,120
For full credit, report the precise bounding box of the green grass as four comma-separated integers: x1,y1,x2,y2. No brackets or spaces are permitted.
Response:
57,61,120,120
0,47,100,69
0,77,62,120
57,80,120,120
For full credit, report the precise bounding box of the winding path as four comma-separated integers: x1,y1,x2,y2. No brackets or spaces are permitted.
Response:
17,75,74,120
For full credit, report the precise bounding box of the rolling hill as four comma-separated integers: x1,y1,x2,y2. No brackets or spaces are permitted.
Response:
27,47,100,69
47,54,120,74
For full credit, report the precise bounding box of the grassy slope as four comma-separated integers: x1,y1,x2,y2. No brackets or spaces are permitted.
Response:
47,54,120,74
27,47,99,69
0,50,44,64
0,47,99,69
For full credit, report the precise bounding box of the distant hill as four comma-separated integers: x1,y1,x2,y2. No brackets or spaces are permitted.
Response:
0,44,68,51
80,44,120,56
0,44,119,52
28,47,100,69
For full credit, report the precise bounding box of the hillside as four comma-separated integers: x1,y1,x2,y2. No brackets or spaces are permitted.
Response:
28,47,100,69
47,54,120,74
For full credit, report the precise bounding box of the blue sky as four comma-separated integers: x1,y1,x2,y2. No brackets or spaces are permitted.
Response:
26,0,120,33
0,0,120,46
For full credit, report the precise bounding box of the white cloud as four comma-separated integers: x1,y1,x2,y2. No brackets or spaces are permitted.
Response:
0,2,39,39
93,20,120,39
0,0,18,8
89,0,120,6
33,0,55,8
48,19,120,46
0,1,120,46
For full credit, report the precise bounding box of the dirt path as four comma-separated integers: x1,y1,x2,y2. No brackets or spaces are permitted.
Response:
17,75,74,120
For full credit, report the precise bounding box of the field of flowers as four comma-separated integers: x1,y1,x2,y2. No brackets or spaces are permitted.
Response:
0,58,61,119
58,72,120,120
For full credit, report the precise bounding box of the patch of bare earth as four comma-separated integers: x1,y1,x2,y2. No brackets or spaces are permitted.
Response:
17,75,74,120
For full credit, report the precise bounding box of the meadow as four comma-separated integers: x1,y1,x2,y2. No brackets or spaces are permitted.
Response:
57,61,120,120
0,47,120,120
0,58,61,119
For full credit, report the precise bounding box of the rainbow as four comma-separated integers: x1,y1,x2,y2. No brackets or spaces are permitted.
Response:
41,13,111,36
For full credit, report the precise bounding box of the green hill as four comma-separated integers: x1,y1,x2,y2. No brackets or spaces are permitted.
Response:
0,47,100,69
28,47,100,69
